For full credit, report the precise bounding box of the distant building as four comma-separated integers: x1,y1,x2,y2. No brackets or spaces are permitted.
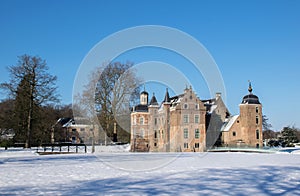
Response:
130,82,263,152
62,117,99,144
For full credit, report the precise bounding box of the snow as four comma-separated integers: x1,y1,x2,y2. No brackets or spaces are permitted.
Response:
221,115,239,132
1,146,300,195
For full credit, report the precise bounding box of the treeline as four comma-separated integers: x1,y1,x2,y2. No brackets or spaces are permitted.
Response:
0,100,73,147
0,55,140,148
263,126,300,147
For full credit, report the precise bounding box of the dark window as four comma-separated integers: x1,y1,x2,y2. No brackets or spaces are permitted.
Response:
184,143,188,148
256,143,259,148
256,130,260,139
154,130,157,139
195,143,200,148
155,118,157,125
256,116,259,124
184,104,188,109
154,143,157,147
233,132,236,137
256,107,259,113
195,129,200,139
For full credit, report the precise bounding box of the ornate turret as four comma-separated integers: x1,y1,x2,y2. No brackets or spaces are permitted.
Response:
140,88,149,105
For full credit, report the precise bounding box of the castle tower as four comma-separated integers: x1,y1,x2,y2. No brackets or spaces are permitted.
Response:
130,89,150,152
239,82,263,148
140,89,148,105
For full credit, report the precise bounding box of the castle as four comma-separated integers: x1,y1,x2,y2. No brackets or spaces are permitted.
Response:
130,83,263,152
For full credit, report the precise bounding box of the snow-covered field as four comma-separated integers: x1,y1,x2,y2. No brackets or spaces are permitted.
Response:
1,146,300,195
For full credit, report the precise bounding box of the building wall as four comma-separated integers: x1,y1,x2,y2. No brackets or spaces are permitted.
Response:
169,88,206,152
222,103,263,148
239,103,263,148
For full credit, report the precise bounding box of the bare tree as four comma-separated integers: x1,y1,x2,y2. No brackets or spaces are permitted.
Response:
74,62,140,147
1,55,59,148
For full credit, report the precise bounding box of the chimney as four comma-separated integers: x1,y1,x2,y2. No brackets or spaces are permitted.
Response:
216,92,221,100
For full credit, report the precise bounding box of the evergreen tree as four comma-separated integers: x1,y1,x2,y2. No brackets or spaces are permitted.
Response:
1,55,59,148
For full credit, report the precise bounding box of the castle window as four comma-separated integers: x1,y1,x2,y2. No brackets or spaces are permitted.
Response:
140,117,144,125
256,116,259,124
183,115,189,123
237,120,239,123
184,103,188,109
256,130,260,139
184,128,188,139
195,143,200,148
195,129,200,139
256,143,259,148
195,115,199,123
195,104,199,110
154,143,157,147
133,116,136,125
140,130,144,137
155,118,157,125
256,107,259,113
190,95,193,100
154,130,157,139
184,143,189,148
233,132,236,137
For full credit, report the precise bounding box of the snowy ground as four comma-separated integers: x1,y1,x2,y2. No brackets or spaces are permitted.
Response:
1,147,300,195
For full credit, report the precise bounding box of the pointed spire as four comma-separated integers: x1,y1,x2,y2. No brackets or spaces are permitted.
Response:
163,88,170,103
150,93,158,105
248,80,253,94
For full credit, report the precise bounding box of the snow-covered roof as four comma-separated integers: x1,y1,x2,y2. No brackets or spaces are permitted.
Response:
221,115,239,132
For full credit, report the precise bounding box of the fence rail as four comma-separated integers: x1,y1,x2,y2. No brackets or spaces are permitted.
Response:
36,143,87,153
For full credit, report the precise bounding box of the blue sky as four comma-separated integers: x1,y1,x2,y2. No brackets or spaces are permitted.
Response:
0,0,299,131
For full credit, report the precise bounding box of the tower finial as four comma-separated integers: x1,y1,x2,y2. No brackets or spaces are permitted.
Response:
248,80,253,94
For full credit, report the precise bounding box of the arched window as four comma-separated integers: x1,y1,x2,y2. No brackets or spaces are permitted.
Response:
256,116,259,124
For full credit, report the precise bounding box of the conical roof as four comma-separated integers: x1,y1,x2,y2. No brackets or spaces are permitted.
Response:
150,93,158,105
163,88,170,103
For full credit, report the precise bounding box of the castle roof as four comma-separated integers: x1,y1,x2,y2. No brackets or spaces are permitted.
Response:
242,94,260,104
133,104,148,112
221,115,239,132
163,88,170,103
149,93,158,105
241,81,260,104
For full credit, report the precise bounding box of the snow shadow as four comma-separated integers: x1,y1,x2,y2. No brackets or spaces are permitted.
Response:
1,165,299,195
